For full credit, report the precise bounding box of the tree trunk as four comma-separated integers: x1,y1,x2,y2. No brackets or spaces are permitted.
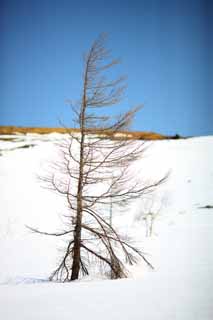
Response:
71,211,82,280
70,136,84,280
70,154,84,280
70,73,86,279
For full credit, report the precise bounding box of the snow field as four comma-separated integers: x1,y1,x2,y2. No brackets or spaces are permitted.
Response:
0,134,213,319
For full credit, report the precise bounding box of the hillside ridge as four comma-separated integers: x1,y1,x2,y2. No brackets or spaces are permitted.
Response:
0,126,182,140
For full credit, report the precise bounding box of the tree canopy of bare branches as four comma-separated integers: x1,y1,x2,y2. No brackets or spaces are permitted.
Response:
28,33,167,282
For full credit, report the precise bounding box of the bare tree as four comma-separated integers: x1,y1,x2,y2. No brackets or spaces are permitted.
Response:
28,34,167,281
135,195,168,237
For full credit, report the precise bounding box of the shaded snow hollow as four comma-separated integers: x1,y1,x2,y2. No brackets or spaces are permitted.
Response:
0,133,213,319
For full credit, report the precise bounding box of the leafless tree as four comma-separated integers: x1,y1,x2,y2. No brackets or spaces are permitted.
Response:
135,195,168,237
27,33,167,281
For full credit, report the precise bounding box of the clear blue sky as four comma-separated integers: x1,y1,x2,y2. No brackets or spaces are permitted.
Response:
0,0,212,136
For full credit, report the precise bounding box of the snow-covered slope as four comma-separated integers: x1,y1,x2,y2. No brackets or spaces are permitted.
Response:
0,134,212,319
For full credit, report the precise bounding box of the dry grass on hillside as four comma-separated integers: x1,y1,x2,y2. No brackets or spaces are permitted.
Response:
0,126,176,140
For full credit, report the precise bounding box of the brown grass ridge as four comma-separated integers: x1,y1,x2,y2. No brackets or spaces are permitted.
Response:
0,126,177,140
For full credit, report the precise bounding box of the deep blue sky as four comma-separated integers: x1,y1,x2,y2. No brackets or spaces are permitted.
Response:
0,0,212,136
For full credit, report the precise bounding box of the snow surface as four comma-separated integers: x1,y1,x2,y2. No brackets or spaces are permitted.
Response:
0,134,213,319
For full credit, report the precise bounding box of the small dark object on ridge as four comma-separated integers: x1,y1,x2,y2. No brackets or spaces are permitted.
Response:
169,134,182,139
198,205,213,209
